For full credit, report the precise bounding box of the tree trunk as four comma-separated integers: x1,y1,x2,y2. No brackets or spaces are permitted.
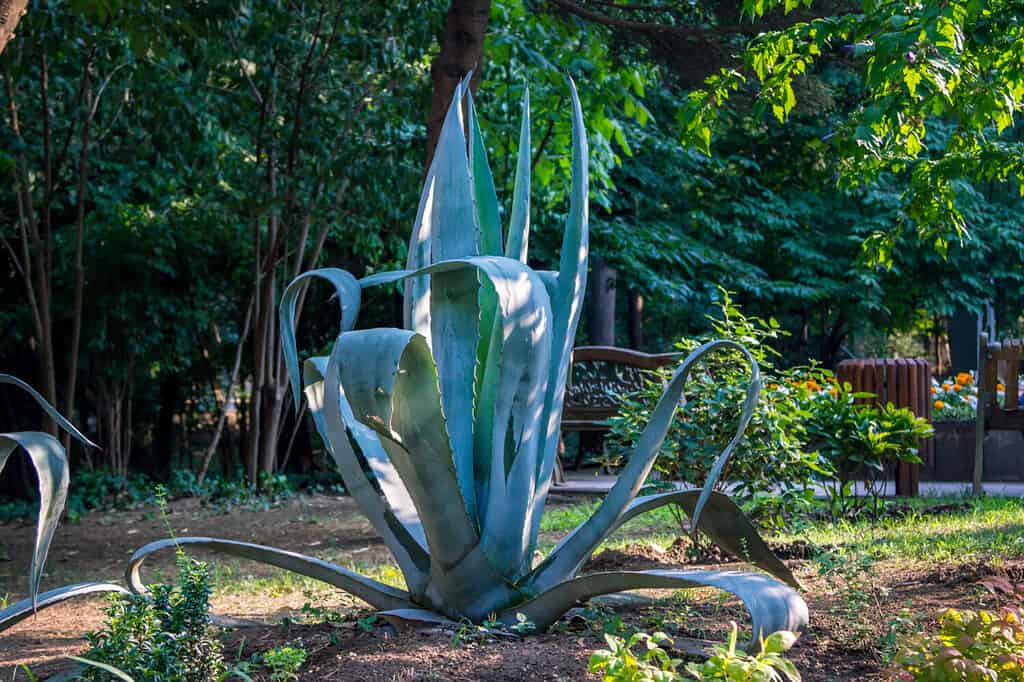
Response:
425,0,491,170
0,0,29,56
627,288,644,349
588,258,617,346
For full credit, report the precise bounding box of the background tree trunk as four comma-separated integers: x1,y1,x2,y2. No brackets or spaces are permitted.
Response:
425,0,491,170
0,0,29,56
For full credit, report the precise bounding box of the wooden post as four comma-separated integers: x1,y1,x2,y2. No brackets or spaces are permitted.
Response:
973,332,989,496
588,258,617,347
627,288,644,349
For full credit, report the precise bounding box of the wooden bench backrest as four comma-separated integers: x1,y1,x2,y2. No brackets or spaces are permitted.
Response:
979,332,1024,429
562,346,680,427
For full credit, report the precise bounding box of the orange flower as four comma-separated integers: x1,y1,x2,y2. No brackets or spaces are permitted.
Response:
942,383,952,391
934,400,946,409
829,387,839,398
997,383,1006,392
956,372,972,385
930,386,938,394
953,384,962,392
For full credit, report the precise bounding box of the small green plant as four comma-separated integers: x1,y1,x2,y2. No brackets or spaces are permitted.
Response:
589,623,801,681
894,606,1024,681
813,548,887,651
80,554,226,682
261,645,307,681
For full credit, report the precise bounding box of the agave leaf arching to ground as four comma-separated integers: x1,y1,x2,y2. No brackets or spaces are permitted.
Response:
127,78,805,646
0,375,128,630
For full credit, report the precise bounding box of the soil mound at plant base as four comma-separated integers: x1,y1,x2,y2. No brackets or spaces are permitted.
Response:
583,538,832,572
923,560,1024,586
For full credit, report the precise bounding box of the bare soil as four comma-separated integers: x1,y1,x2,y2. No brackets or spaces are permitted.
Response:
0,494,1013,681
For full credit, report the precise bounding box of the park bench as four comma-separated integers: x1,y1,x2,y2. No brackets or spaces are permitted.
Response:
975,332,1024,493
555,346,680,481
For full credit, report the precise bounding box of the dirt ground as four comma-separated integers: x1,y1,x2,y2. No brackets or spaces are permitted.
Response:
0,494,1012,681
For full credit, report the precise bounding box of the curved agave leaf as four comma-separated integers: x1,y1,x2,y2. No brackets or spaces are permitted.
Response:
328,329,521,619
505,84,531,263
0,582,129,631
279,268,361,407
0,374,97,449
0,432,69,611
505,569,808,649
126,537,414,611
548,489,799,589
529,340,760,592
361,255,552,571
304,357,430,597
526,77,590,552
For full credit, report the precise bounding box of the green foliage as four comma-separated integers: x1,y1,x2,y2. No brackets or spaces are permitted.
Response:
803,383,933,514
606,293,825,519
260,646,308,682
81,554,226,682
678,0,1024,257
589,624,801,681
895,606,1024,681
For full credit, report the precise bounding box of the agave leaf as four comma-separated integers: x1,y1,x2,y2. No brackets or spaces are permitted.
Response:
0,432,69,610
526,77,589,552
65,656,135,682
126,537,414,611
304,357,429,593
505,84,531,263
279,268,361,407
360,256,553,549
548,488,798,589
377,608,459,630
467,90,502,258
0,374,97,449
0,582,128,632
529,340,759,591
507,569,808,649
330,328,521,618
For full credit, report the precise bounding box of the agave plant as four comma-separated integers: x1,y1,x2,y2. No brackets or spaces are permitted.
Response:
0,374,127,630
124,78,807,644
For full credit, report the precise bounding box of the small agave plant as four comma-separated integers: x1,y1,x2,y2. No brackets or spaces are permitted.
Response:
127,77,807,644
0,375,127,629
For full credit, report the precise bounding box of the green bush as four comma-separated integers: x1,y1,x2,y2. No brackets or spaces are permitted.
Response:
589,623,801,681
81,552,225,682
894,607,1024,681
606,292,826,521
802,383,933,515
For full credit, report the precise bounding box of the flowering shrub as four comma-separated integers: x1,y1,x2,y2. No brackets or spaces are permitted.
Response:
930,372,983,422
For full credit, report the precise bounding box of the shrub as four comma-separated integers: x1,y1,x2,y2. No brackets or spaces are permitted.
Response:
589,623,801,681
80,552,226,682
803,382,933,515
895,607,1024,681
930,372,982,422
606,292,826,521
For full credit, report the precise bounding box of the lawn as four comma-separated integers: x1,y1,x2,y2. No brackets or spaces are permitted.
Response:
4,492,1022,680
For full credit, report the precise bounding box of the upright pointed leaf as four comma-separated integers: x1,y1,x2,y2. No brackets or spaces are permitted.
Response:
467,90,502,258
526,77,589,552
506,84,531,263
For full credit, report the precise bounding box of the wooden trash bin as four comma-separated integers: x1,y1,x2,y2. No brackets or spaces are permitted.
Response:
835,358,933,497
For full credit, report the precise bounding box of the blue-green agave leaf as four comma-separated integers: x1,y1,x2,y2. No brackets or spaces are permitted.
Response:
546,488,798,589
505,84,531,263
303,358,426,551
506,569,807,648
279,268,360,406
526,77,589,553
0,374,97,449
0,582,128,632
127,537,414,611
529,340,759,591
66,656,135,682
0,432,69,611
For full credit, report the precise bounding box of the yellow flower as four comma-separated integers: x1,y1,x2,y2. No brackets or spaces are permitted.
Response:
934,400,945,409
